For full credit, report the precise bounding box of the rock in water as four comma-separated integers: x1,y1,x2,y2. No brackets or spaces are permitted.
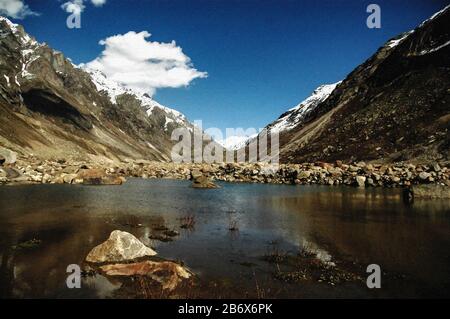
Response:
86,230,156,263
355,176,366,187
190,169,203,179
191,174,219,189
100,260,191,291
76,168,125,185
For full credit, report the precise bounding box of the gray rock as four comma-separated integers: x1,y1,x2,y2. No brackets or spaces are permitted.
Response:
349,165,360,173
432,162,441,172
298,171,311,179
419,172,431,181
86,230,157,263
3,167,20,179
391,176,401,183
63,174,78,184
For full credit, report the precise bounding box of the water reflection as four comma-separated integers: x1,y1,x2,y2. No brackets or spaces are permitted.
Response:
0,180,449,298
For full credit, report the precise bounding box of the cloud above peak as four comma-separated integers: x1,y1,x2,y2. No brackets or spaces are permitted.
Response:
61,0,106,15
91,0,106,6
84,31,207,96
0,0,38,19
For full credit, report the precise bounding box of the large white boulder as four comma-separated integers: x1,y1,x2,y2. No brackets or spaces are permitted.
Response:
86,230,156,263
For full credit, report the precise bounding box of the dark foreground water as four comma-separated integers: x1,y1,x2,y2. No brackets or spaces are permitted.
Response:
0,179,449,298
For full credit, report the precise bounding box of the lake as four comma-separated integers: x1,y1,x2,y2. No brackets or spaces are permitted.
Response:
0,179,449,298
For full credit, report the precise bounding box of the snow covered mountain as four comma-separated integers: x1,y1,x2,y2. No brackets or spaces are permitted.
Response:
278,4,450,163
216,133,258,151
0,16,195,162
85,68,191,132
235,4,450,164
229,82,340,152
268,82,341,134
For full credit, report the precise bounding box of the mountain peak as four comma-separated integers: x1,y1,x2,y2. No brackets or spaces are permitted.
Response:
269,81,341,133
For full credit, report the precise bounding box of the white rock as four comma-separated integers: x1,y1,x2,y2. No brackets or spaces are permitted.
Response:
356,176,366,187
86,230,157,263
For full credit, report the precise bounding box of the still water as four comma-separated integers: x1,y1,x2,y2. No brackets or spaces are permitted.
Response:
0,179,449,298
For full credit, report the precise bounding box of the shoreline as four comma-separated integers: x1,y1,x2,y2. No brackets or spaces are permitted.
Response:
1,158,449,188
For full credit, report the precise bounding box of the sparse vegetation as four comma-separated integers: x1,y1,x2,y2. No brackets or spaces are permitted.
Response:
228,218,239,232
12,238,42,250
180,215,196,229
263,244,288,263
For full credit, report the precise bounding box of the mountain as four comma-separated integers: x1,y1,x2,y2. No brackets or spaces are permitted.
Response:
231,82,340,153
267,82,341,134
247,5,450,164
217,133,258,151
0,16,193,163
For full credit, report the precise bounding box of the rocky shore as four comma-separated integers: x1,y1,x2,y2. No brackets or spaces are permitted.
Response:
0,153,449,188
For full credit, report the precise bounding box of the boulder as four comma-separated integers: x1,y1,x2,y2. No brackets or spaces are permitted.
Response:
298,170,311,179
3,167,21,179
190,169,203,179
63,173,78,184
77,168,105,180
418,172,431,181
355,176,366,187
99,260,191,291
191,175,219,189
0,147,17,165
86,230,156,263
83,175,125,185
431,162,441,172
76,168,125,185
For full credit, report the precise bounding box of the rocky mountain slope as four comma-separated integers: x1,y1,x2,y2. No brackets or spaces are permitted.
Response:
0,16,194,163
247,5,450,164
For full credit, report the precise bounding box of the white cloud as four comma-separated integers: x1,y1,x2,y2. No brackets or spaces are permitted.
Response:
61,0,85,15
0,0,38,19
91,0,106,6
61,0,106,15
84,31,207,96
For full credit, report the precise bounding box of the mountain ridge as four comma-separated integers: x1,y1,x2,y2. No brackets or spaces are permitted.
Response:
0,15,195,163
238,4,450,164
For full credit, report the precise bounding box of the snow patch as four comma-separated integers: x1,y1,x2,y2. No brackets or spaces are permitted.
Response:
269,82,341,134
85,68,189,128
216,133,258,151
3,75,10,86
418,40,450,55
419,4,450,27
387,30,414,49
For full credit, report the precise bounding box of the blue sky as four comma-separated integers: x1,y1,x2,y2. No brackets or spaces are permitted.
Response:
7,0,448,132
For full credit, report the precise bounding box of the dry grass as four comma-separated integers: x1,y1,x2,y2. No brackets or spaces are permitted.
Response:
180,215,196,229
